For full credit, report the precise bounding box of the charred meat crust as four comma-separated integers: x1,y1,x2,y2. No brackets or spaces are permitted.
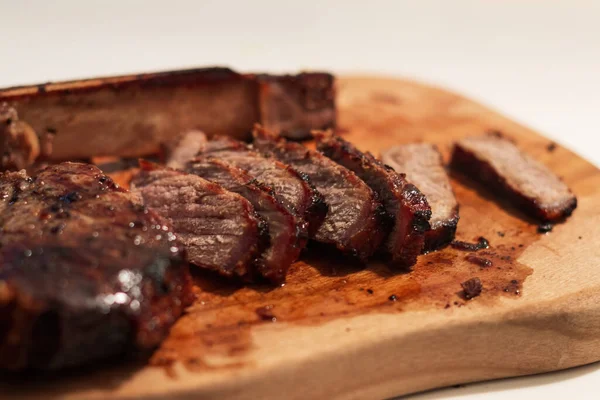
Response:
0,68,336,164
253,128,386,261
186,158,306,283
196,134,327,238
422,213,459,253
0,162,192,371
131,161,268,281
450,134,577,223
381,143,459,252
316,133,431,267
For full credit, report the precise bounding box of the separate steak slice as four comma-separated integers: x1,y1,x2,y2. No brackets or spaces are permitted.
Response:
131,161,267,280
195,133,327,237
382,143,460,251
253,128,386,260
0,162,192,371
164,130,209,169
316,133,431,267
450,133,577,222
187,158,305,283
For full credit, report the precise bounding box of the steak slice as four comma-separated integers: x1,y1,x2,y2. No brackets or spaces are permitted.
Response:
253,128,386,260
450,133,577,222
186,158,305,283
131,161,267,280
195,133,327,237
164,130,209,170
382,143,460,251
316,133,431,267
0,162,192,370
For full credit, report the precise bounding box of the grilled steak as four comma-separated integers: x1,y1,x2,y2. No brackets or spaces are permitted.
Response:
187,158,306,283
316,133,431,267
0,162,192,370
194,132,327,237
0,68,335,166
450,133,577,222
253,128,386,260
131,161,267,280
382,143,459,251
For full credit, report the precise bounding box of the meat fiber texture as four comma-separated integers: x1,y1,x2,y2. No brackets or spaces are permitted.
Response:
253,127,386,261
187,158,305,283
382,143,459,251
317,133,431,267
193,132,327,238
451,133,576,222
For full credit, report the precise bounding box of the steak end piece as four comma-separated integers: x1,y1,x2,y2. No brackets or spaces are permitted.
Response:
253,127,386,261
0,162,192,371
131,161,268,280
258,73,336,140
316,132,431,267
382,143,460,252
186,158,306,283
0,68,336,163
195,132,327,238
450,133,577,222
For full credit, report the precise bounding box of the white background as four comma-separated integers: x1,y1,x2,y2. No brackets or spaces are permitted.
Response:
1,1,599,398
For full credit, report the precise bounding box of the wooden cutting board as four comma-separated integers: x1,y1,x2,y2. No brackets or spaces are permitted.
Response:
2,76,600,400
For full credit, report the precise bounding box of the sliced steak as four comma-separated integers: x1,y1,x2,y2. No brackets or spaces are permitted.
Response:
195,133,327,237
382,143,459,251
253,128,386,260
316,133,431,267
450,133,577,222
0,162,192,370
131,161,267,280
187,158,305,283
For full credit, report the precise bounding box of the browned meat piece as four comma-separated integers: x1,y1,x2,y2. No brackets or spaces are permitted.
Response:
253,128,386,261
316,133,431,267
195,133,327,237
164,130,209,170
0,162,192,370
0,103,40,170
0,68,335,166
131,161,267,280
187,158,306,283
258,73,336,140
450,133,577,222
461,277,483,299
382,143,459,251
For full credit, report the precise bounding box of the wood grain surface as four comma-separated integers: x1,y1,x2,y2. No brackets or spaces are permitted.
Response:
1,76,599,400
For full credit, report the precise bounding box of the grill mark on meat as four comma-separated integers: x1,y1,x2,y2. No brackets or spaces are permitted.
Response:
194,132,327,238
381,143,459,251
186,158,306,283
0,162,192,370
131,161,268,280
450,133,577,222
253,127,386,261
315,132,431,268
